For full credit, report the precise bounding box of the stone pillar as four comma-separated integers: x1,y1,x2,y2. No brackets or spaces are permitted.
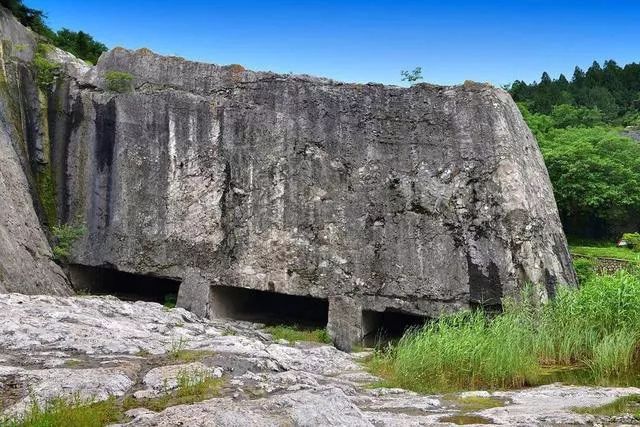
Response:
327,296,362,352
176,270,210,318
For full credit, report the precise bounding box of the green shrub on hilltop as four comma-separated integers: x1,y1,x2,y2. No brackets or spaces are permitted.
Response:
105,70,134,93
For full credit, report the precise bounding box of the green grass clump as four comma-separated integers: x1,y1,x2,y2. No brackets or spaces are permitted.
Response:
369,310,539,393
588,329,638,378
104,70,133,93
265,325,331,343
572,257,596,284
168,337,213,362
123,369,223,412
2,395,121,427
3,371,223,426
368,271,640,393
574,394,640,417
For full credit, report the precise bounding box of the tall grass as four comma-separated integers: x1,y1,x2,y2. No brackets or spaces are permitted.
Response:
368,271,640,393
2,396,120,427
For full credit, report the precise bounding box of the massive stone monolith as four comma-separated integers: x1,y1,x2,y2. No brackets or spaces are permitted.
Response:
50,48,575,347
0,6,575,348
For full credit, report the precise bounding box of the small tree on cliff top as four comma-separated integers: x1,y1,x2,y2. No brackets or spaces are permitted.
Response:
401,67,423,84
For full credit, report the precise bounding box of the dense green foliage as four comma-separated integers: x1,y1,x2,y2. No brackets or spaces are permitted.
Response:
510,60,640,123
532,122,640,231
368,271,640,393
511,61,640,238
0,0,107,63
52,29,107,64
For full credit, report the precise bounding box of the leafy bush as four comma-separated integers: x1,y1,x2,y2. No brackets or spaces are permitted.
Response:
623,233,640,251
105,70,133,93
51,223,86,261
33,44,59,90
368,271,640,393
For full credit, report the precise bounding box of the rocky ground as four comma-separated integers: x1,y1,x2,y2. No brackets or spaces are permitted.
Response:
0,294,638,426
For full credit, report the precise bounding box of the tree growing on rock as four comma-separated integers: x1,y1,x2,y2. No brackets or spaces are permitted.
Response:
401,67,423,84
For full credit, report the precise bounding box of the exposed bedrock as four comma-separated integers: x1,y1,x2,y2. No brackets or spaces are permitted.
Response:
0,6,576,348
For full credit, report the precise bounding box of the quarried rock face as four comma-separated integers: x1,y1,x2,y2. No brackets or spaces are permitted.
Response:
0,8,71,295
47,48,576,348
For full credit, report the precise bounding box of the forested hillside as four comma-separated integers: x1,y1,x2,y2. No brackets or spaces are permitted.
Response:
509,61,640,239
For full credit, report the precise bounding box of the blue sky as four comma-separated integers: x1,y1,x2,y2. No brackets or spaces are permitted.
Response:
29,0,640,86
